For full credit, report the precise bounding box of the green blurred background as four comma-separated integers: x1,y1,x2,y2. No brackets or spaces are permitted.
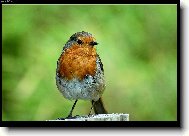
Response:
2,5,177,121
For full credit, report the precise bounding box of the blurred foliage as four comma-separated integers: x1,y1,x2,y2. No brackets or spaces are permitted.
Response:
2,5,177,121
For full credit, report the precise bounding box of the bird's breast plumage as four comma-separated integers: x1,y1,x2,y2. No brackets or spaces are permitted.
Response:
58,44,97,80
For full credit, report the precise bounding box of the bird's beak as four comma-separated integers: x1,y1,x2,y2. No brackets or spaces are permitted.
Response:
89,41,98,46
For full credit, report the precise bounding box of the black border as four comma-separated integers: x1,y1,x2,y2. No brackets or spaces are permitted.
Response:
1,2,180,128
177,2,181,128
1,0,178,4
2,121,180,127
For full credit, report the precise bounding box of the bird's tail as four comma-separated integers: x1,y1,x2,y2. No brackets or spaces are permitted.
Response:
92,97,108,114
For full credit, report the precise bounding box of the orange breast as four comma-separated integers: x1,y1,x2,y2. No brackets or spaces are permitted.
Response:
58,44,97,80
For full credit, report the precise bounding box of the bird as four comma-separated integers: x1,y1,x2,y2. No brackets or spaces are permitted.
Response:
56,31,107,118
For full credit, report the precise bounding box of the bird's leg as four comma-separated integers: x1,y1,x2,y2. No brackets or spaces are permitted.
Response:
67,99,78,118
88,100,96,116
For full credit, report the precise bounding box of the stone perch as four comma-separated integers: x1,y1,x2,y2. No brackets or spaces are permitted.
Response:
48,113,129,121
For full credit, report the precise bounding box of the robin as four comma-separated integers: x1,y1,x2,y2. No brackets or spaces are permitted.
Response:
56,31,107,118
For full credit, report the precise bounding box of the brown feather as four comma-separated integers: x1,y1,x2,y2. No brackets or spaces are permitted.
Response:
58,44,97,80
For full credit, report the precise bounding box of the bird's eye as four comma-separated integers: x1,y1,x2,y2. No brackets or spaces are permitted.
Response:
77,39,83,44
